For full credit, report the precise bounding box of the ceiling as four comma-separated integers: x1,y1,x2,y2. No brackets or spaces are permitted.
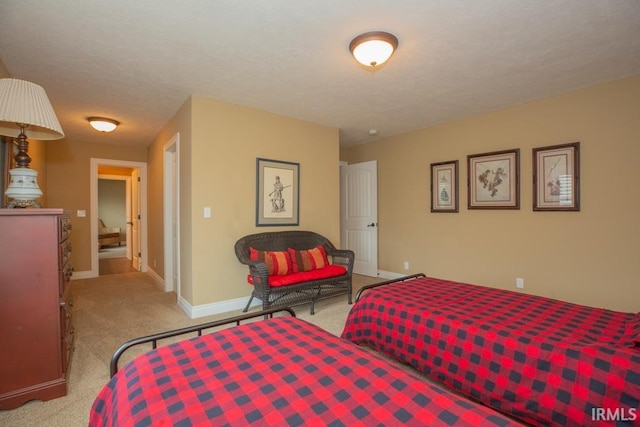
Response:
1,1,639,148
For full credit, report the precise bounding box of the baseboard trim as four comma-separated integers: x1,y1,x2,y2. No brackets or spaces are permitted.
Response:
377,270,407,280
178,295,262,319
146,268,165,290
71,270,95,280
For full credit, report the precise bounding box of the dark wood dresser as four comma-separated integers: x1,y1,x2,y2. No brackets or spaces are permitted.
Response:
0,209,74,409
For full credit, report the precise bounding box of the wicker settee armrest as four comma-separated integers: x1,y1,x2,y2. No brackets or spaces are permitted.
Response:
327,249,354,271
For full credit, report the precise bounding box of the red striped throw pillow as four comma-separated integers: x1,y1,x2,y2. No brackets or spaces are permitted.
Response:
288,245,329,273
249,248,292,276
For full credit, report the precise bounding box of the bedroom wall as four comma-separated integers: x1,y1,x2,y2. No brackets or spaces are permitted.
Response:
342,75,640,313
147,96,193,302
0,59,9,77
98,179,127,240
46,140,147,272
147,95,340,310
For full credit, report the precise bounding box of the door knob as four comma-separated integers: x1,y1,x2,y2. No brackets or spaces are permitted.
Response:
367,222,377,227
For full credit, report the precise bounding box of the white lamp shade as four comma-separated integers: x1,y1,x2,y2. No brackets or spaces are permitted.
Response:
0,78,65,140
349,31,399,68
88,118,119,132
353,40,395,67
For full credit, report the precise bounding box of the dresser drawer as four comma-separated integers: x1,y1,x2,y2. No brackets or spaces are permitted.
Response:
58,216,72,243
60,289,74,374
58,240,72,269
59,261,73,296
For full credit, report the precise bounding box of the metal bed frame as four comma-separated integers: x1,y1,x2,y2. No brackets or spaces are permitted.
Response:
110,307,296,377
354,273,426,302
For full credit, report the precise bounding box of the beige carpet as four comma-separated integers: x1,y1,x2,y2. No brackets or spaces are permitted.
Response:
0,272,380,426
99,257,137,275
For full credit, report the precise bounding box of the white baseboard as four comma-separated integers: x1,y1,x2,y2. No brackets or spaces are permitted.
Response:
377,270,407,280
146,267,165,290
178,295,262,319
71,270,96,280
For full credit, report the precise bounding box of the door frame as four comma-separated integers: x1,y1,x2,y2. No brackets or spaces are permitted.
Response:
97,173,132,260
163,133,180,296
90,158,148,278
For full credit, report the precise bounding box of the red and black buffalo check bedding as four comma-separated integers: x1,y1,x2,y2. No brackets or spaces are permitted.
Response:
341,276,640,426
90,316,519,426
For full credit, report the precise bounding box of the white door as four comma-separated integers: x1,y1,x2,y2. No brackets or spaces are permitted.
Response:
340,161,378,277
131,168,141,271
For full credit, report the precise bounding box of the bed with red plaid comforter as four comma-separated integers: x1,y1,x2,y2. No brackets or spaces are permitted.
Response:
341,275,640,426
90,316,519,426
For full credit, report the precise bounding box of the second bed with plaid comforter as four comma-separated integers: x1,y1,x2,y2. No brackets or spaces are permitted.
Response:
90,315,519,426
341,275,640,426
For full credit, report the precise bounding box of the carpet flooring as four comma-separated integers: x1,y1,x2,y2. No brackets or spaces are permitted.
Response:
0,272,379,426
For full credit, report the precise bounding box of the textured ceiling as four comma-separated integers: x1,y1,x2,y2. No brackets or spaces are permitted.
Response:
0,0,639,148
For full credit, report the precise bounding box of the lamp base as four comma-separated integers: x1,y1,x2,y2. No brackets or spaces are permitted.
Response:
5,198,42,209
4,167,43,208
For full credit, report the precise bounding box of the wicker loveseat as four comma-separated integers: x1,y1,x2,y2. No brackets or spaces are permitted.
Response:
99,219,121,247
234,231,354,314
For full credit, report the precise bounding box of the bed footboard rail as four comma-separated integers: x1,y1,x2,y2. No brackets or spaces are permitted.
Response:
110,307,296,377
355,273,427,302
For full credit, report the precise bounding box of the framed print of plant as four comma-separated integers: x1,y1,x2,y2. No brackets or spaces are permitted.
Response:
467,149,520,210
533,142,580,211
430,160,458,212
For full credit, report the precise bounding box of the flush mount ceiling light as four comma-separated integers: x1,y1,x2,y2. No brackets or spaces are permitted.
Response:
349,31,398,69
88,117,119,132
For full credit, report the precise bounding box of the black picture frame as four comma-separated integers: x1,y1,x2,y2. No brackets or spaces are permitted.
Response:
256,158,300,226
533,142,580,211
430,160,458,213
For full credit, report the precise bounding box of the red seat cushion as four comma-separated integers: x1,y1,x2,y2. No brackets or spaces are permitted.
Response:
247,264,347,288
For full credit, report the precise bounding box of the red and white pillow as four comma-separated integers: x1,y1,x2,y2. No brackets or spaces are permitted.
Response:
249,248,292,276
288,245,329,273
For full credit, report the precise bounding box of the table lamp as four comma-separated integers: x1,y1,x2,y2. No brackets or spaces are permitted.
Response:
0,78,64,208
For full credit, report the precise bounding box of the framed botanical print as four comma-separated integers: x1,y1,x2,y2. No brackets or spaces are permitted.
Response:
430,160,458,212
467,149,520,209
256,158,300,226
533,142,580,211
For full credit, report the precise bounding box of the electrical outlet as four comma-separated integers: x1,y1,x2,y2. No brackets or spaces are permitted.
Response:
516,278,524,289
404,261,409,270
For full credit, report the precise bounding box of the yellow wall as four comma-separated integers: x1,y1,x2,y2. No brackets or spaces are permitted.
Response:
147,97,193,301
148,96,340,307
0,59,9,77
46,140,147,271
342,75,640,313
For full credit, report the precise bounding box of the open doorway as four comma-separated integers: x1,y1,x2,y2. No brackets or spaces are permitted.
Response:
97,172,135,275
90,158,148,278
